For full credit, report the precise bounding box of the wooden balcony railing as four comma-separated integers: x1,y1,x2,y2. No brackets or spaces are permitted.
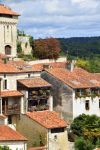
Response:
28,104,49,112
2,104,20,115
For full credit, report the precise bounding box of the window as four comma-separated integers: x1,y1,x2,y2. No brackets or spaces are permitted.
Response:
8,115,12,124
28,74,31,78
4,74,6,78
5,45,11,55
51,128,65,133
3,80,7,89
85,100,89,110
99,100,100,109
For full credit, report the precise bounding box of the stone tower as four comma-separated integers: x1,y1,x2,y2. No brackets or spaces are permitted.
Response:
0,4,20,57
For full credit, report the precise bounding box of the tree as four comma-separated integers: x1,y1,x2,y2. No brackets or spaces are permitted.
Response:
17,42,22,54
0,146,10,150
33,38,61,60
71,114,100,149
75,137,95,150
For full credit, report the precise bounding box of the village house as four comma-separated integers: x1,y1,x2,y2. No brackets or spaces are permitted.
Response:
0,4,20,57
0,60,53,125
0,125,27,150
41,61,100,120
17,111,69,150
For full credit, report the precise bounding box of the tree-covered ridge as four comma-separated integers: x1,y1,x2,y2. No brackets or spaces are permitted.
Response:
58,37,100,58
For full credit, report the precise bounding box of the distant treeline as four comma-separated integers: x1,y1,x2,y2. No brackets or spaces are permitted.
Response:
58,37,100,58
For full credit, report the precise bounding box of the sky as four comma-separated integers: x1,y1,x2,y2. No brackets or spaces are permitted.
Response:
1,0,100,39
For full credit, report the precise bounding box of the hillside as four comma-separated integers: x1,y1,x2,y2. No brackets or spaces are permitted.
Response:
58,37,100,58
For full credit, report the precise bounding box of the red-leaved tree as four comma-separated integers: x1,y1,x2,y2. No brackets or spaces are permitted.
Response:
33,38,61,59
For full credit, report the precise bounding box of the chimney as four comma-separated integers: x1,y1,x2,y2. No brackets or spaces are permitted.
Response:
42,64,52,70
66,60,76,72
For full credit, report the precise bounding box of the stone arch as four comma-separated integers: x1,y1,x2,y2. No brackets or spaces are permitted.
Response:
5,45,11,55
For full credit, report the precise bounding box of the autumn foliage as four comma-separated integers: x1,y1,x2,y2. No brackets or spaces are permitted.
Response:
33,38,61,59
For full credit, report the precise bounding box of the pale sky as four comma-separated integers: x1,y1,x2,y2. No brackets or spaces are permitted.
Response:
1,0,100,39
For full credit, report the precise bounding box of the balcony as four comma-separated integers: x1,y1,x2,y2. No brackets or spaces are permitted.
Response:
75,89,100,99
2,104,20,115
28,104,49,112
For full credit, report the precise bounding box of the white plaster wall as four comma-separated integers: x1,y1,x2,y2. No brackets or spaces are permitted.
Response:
0,17,18,57
0,141,27,150
28,57,66,65
0,72,40,91
0,119,4,125
48,128,68,150
73,91,100,119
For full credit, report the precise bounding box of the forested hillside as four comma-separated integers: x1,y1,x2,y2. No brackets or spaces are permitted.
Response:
58,37,100,58
58,37,100,73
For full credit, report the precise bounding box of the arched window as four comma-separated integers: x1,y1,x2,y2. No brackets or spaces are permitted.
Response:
5,45,11,55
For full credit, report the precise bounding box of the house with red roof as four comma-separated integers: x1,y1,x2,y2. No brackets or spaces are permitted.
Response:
0,60,54,128
17,111,69,150
0,4,20,57
41,61,100,120
0,125,27,150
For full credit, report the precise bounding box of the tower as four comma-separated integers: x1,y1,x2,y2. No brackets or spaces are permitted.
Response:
0,4,20,57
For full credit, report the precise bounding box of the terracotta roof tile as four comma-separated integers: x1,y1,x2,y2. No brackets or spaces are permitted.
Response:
0,61,35,73
0,4,20,16
0,90,23,97
0,62,18,73
28,147,47,150
18,77,51,88
46,67,100,89
0,125,27,141
26,111,68,129
32,62,67,72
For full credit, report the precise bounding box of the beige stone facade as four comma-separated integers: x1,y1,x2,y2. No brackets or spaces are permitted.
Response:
0,7,19,57
17,114,69,150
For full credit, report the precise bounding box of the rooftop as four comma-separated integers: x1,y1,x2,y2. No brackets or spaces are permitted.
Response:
0,4,19,16
46,67,100,89
32,62,67,72
0,90,23,97
28,147,47,150
0,125,27,141
18,77,51,88
26,111,68,129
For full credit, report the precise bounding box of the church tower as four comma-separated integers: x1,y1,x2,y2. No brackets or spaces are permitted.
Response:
0,4,20,57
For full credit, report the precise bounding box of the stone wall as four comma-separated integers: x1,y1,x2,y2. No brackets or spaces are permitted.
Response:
41,71,73,121
16,114,47,148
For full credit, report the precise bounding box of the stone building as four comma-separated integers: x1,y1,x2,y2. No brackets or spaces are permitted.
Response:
18,35,32,55
0,4,19,57
17,111,69,150
41,62,100,121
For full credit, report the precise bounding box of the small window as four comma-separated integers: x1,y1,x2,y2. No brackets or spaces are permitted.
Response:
8,115,12,124
3,79,7,89
5,45,11,55
99,100,100,108
4,74,6,78
28,74,30,78
85,100,89,110
51,128,64,133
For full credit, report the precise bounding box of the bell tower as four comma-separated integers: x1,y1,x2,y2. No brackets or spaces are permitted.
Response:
0,4,20,57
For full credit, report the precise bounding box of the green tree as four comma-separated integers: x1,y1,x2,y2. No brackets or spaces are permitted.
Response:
71,114,100,149
0,146,10,150
17,42,22,54
75,137,95,150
